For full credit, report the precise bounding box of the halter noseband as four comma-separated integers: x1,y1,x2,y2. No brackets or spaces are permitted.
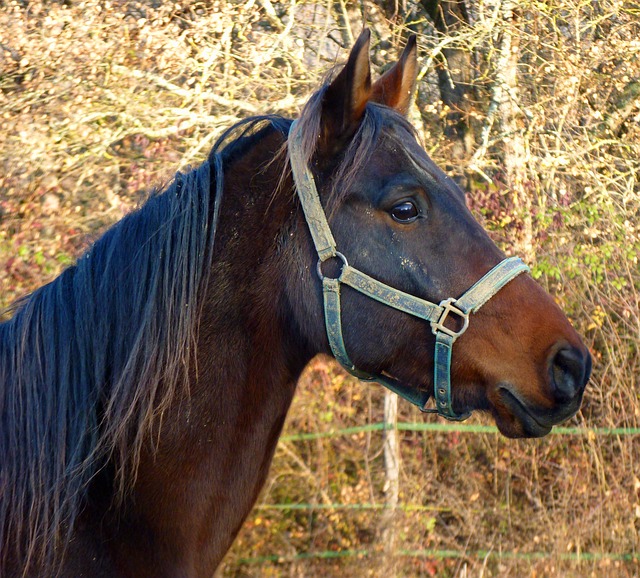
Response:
288,121,529,421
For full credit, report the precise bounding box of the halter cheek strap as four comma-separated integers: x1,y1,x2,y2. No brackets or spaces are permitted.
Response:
288,121,529,421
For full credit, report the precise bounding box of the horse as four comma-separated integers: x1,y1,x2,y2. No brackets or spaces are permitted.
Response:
0,30,590,577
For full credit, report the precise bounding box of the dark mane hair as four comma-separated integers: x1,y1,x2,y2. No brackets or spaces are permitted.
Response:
0,116,291,573
0,159,214,571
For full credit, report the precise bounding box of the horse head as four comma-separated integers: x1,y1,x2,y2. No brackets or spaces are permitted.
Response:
287,30,590,438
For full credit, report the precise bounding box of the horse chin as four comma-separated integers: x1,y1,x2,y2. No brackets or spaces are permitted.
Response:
492,385,561,439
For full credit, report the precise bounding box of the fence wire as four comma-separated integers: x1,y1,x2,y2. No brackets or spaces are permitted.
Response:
234,420,640,569
280,421,640,442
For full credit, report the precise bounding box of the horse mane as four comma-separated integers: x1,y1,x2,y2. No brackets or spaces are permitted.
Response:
0,115,289,574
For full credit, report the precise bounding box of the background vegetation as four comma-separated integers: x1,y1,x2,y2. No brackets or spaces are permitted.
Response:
1,0,638,576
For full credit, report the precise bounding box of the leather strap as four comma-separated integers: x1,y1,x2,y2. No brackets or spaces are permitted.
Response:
288,122,337,262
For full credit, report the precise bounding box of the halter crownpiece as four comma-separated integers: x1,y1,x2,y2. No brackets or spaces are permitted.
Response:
288,120,529,421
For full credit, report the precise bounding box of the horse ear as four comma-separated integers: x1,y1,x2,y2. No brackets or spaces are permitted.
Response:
371,35,418,116
321,29,372,142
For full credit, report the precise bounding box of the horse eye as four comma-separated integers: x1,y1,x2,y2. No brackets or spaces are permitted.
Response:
390,201,419,223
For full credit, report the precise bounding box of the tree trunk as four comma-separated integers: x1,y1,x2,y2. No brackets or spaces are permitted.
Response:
496,2,533,259
421,0,476,187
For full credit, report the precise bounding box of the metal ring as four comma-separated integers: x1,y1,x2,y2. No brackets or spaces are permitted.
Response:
316,251,348,281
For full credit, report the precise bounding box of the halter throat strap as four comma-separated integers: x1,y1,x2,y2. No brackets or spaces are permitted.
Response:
288,121,529,420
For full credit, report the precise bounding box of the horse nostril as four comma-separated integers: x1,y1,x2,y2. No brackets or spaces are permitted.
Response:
550,346,590,402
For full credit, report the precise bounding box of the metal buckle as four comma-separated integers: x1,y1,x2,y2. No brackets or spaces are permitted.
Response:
430,298,469,341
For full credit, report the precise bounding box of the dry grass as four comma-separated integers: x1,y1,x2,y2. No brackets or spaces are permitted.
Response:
1,1,638,577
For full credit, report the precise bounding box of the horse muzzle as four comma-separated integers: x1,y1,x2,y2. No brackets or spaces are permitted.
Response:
494,343,591,438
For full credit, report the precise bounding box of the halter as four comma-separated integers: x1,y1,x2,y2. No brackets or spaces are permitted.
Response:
288,121,529,421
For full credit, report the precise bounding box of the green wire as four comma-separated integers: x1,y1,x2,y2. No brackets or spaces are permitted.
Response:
238,548,640,566
280,421,640,442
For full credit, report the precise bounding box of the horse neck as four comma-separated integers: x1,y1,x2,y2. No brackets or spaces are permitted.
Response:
100,126,313,576
204,124,315,386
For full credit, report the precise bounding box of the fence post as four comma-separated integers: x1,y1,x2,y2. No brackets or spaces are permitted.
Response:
380,390,400,574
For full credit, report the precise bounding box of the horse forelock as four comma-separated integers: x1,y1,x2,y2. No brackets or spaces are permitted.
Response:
292,83,417,215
